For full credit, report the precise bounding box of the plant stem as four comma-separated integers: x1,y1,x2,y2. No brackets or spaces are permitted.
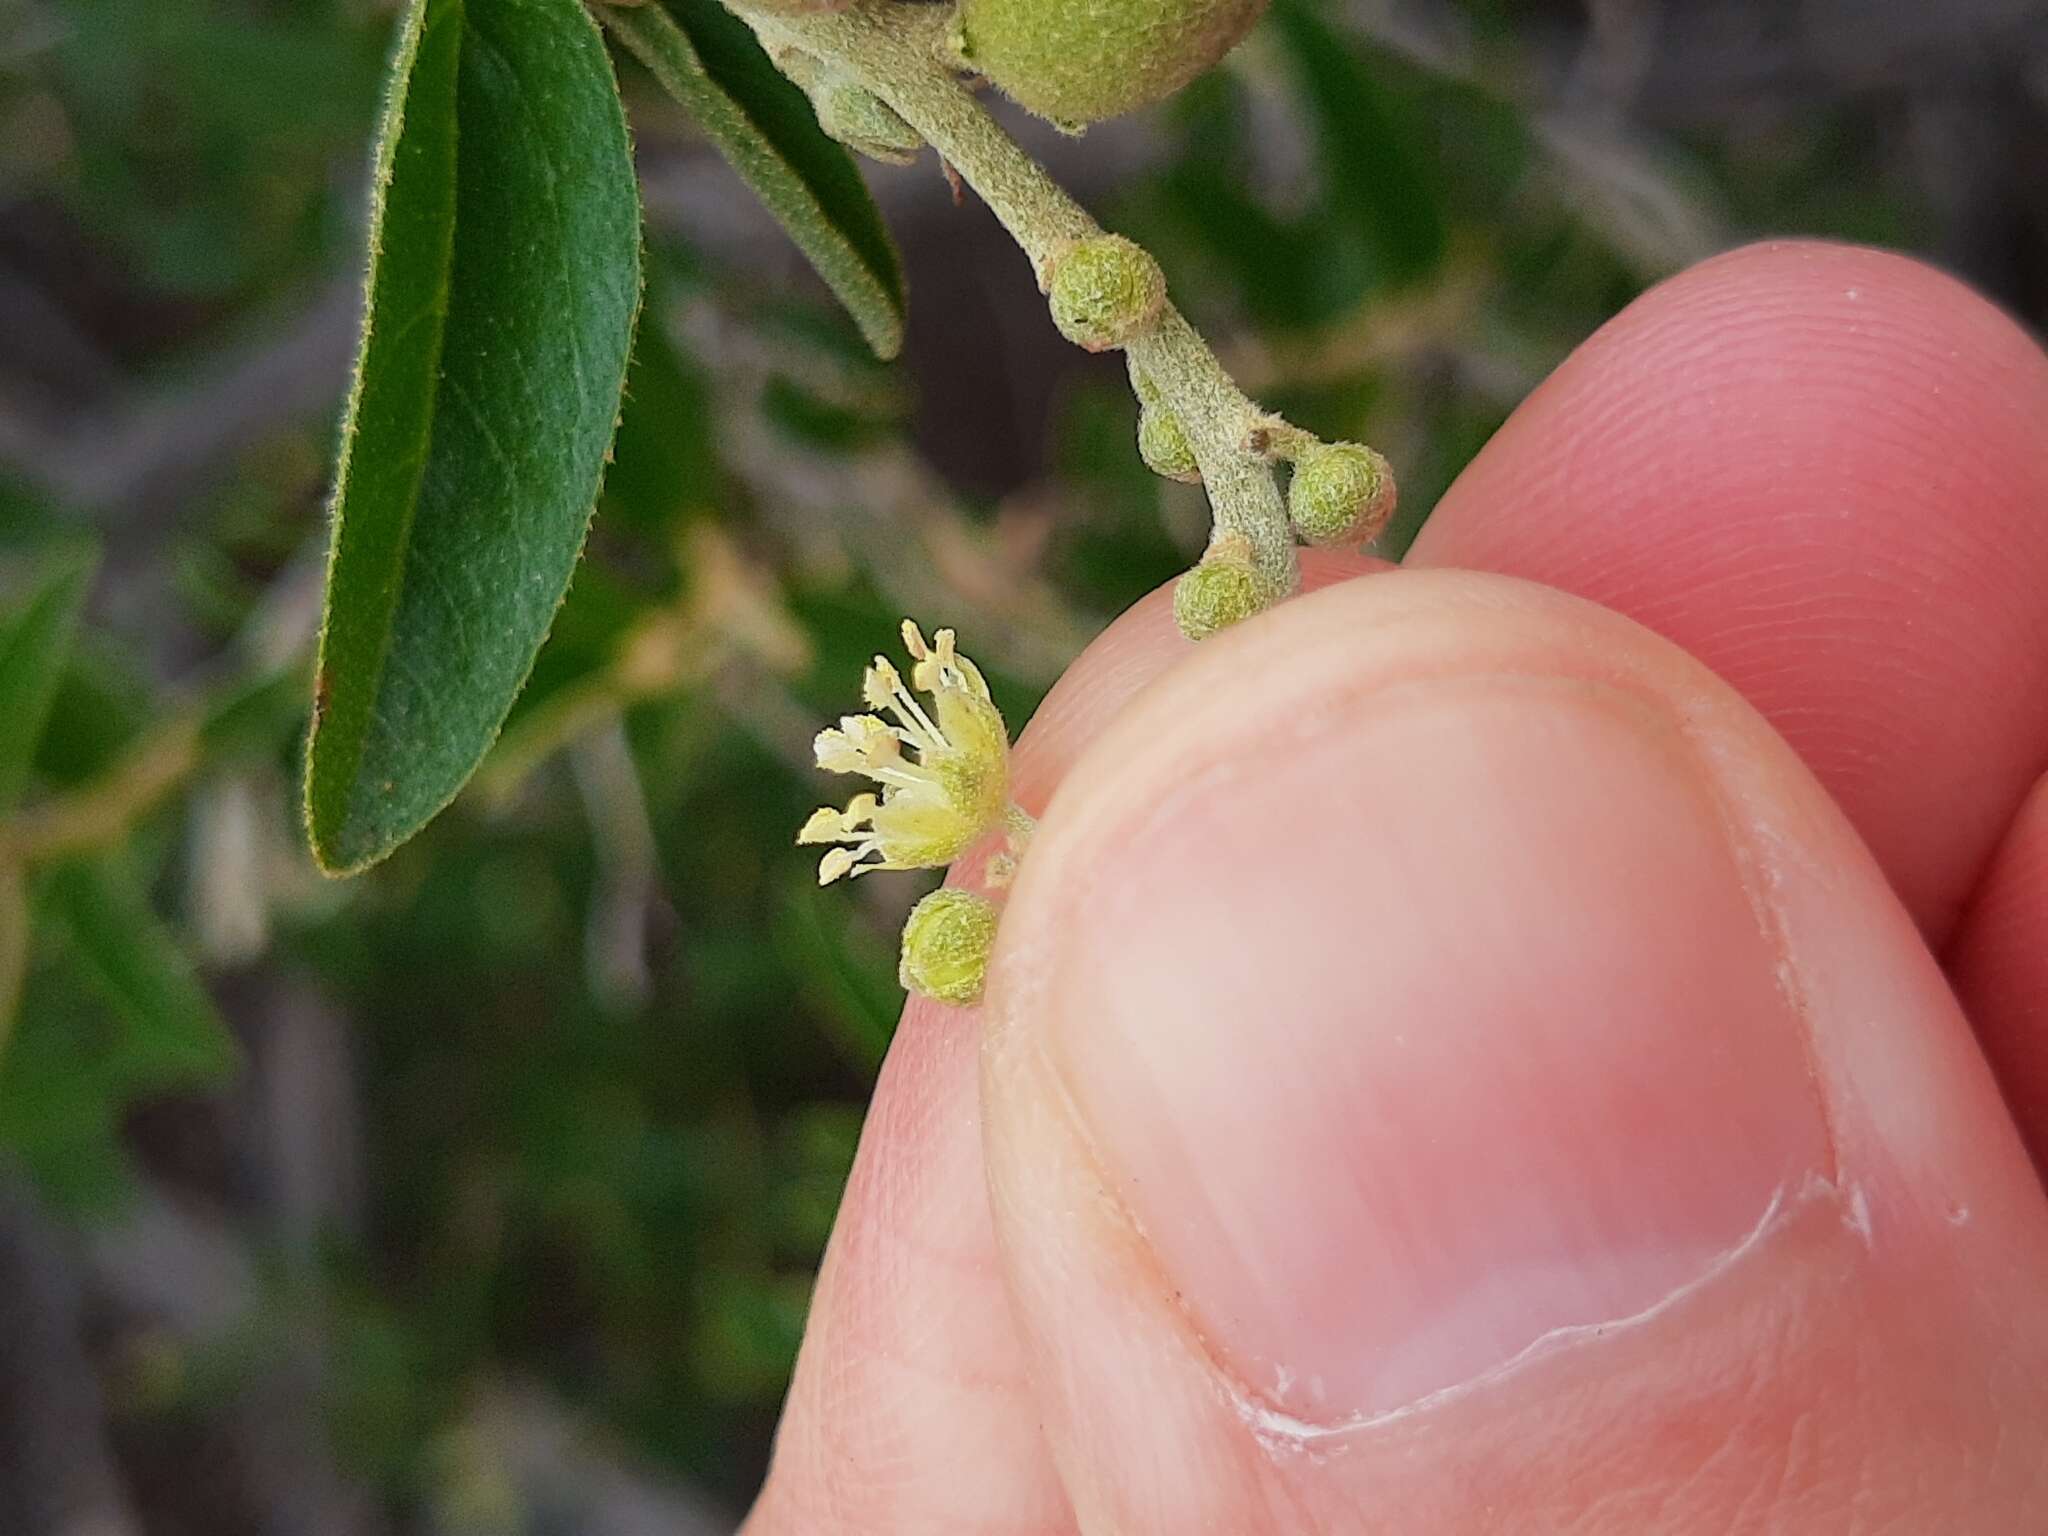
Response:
3,717,202,867
744,0,1305,598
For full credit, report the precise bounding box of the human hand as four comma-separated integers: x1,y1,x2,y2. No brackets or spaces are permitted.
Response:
745,242,2048,1534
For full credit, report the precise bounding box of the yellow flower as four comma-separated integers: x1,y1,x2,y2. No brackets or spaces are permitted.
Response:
798,622,1011,883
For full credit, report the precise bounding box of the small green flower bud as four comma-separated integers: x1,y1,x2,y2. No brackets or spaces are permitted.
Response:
1173,555,1261,641
814,81,924,166
1137,406,1201,482
899,888,1000,1006
1288,442,1396,546
955,0,1271,124
1047,236,1165,352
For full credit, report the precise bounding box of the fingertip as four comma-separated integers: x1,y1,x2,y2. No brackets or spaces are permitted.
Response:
1949,772,2048,1174
1411,239,2048,937
979,570,2048,1532
745,552,1389,1535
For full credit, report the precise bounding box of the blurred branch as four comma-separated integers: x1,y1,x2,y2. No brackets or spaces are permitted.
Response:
5,713,202,866
570,723,664,1017
673,296,1096,681
1218,255,1515,395
246,973,365,1260
0,280,358,524
4,549,319,868
0,1180,146,1536
437,1388,731,1536
86,1183,385,1536
476,524,811,805
90,1188,731,1536
0,261,119,402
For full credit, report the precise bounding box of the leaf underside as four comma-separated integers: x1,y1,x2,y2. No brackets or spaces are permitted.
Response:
43,857,241,1091
306,0,643,875
616,0,906,360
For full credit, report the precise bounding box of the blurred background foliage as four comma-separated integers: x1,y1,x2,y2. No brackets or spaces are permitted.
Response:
1,0,2044,1528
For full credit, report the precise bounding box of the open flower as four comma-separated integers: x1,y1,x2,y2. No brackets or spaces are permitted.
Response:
798,621,1011,883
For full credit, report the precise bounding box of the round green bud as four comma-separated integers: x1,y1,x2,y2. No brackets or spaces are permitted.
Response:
956,0,1270,124
899,889,1000,1007
1288,442,1396,546
1047,236,1165,352
1173,555,1261,641
814,81,924,166
1137,406,1201,482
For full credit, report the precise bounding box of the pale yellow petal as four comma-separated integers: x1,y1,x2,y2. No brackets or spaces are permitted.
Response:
813,729,860,774
798,807,845,844
862,657,903,712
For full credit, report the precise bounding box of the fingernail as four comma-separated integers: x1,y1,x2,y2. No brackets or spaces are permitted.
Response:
1048,676,1831,1423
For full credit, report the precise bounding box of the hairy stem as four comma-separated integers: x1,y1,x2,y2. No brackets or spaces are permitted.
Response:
741,0,1303,597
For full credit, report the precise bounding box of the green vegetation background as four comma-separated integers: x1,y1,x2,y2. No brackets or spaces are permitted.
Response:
1,0,2042,1527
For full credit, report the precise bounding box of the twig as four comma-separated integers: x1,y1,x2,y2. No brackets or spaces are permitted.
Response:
745,0,1305,594
0,1180,146,1536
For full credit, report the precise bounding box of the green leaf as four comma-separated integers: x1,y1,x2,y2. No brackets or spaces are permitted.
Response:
772,881,897,1074
306,0,644,875
42,857,240,1091
0,546,97,814
1271,0,1446,290
606,0,905,360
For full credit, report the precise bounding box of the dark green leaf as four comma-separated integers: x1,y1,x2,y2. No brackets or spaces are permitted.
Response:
691,1264,810,1401
43,857,239,1090
606,0,905,360
0,546,97,814
772,881,897,1074
1272,0,1447,290
306,0,644,874
198,660,317,763
760,374,900,453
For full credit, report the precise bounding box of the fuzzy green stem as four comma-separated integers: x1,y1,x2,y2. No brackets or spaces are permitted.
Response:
1127,312,1293,594
744,0,1301,598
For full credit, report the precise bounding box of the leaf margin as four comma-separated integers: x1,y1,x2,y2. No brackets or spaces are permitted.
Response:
305,0,646,876
607,0,906,360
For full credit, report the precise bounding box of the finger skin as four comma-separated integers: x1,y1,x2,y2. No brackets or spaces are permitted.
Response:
980,572,2048,1534
1411,241,2048,941
753,239,2048,1528
741,993,1074,1536
1949,773,2048,1174
745,560,1383,1534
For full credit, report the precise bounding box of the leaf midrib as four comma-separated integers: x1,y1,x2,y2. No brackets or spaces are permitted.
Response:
320,0,465,836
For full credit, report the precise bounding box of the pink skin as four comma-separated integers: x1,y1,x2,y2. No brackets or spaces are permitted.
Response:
744,242,2048,1534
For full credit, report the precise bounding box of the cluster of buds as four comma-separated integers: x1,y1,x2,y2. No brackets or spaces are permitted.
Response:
1044,245,1398,644
799,622,1025,1006
1147,427,1398,642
